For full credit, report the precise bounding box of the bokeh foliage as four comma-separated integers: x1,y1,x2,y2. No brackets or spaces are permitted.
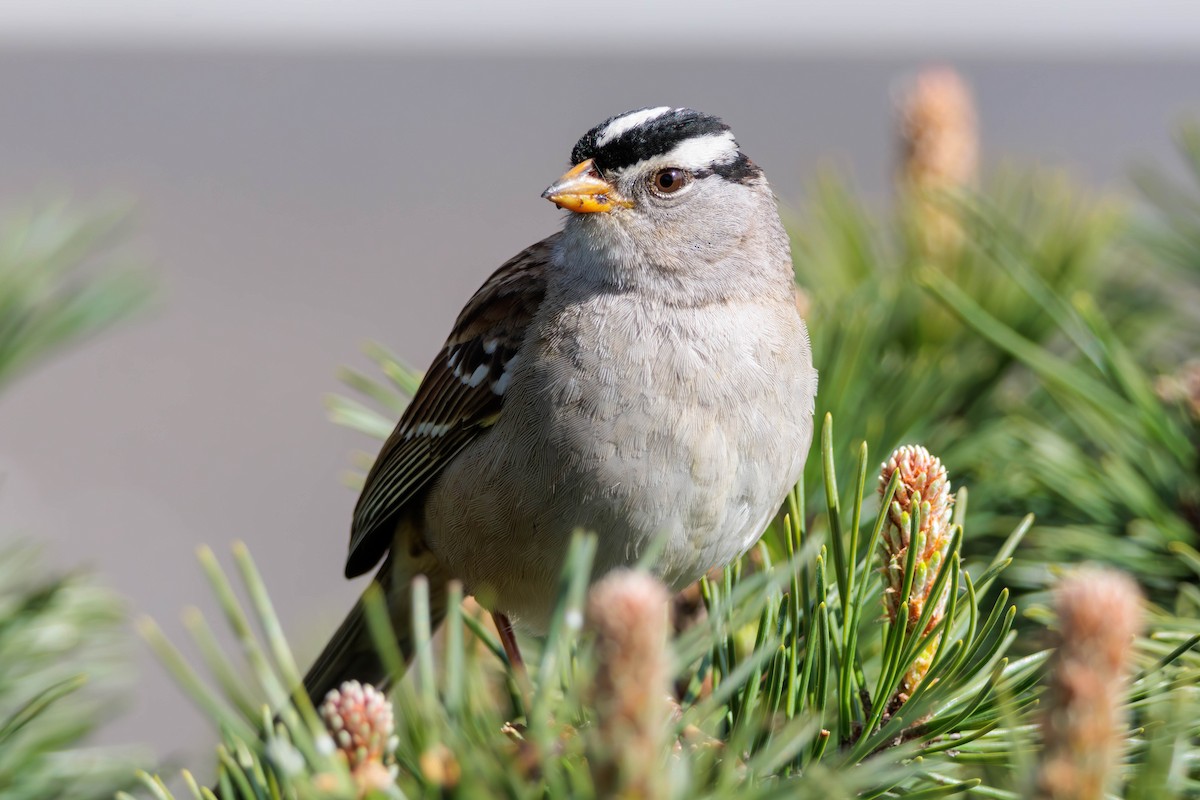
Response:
0,202,150,799
789,165,1199,599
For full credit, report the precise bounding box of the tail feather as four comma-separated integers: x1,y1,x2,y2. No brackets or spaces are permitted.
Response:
302,592,387,703
302,549,450,704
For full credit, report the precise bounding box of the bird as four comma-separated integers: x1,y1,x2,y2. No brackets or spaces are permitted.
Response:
303,106,817,702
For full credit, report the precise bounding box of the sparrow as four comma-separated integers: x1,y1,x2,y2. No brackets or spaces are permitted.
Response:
303,107,817,700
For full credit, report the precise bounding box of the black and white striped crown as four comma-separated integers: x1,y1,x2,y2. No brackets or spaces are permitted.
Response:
570,107,761,184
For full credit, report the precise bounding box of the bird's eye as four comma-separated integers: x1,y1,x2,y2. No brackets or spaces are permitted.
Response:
650,168,689,195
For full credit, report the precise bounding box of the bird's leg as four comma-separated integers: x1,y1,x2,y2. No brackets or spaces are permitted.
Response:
492,612,526,674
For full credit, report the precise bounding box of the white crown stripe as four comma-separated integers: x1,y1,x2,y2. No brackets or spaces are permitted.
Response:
595,106,673,148
614,131,740,177
663,131,739,169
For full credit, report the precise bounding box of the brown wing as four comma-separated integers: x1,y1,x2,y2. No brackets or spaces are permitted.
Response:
344,235,554,578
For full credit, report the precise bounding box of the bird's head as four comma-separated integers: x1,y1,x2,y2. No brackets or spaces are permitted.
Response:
544,107,787,298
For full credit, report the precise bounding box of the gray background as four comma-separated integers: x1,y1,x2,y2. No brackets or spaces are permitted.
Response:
0,46,1197,766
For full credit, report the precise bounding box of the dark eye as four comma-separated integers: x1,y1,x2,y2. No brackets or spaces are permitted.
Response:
651,168,689,194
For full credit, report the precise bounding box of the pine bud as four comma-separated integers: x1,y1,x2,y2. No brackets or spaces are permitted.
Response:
318,680,399,795
896,66,978,260
879,444,954,696
586,570,671,798
1035,569,1142,800
1155,358,1200,421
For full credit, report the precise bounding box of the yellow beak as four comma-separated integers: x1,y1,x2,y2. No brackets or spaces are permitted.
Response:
541,159,632,213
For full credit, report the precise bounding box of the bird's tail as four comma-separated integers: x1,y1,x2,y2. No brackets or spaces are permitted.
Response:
302,549,450,704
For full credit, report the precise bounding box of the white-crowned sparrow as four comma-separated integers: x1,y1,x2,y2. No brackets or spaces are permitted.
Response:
304,107,817,699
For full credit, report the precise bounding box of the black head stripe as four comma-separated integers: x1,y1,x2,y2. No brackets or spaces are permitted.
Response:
696,153,763,185
572,107,733,173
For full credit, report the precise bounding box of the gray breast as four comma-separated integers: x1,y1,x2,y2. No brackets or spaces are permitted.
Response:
422,290,815,631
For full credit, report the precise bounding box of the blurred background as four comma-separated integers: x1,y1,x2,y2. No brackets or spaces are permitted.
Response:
2,0,1199,772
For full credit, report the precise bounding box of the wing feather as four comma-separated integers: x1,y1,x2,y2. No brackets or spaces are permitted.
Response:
344,235,554,578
